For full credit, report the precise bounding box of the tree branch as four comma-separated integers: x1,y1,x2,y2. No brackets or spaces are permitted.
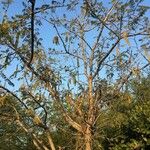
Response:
93,38,120,78
28,0,35,66
0,85,28,109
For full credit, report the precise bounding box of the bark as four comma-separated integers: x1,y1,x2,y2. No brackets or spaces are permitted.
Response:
85,125,92,150
75,132,83,150
84,75,94,150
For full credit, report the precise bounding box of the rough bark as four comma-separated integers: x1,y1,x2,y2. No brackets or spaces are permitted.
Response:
85,125,92,150
84,75,94,150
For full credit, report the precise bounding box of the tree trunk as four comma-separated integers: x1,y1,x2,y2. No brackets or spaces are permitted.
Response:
84,75,94,150
85,125,92,150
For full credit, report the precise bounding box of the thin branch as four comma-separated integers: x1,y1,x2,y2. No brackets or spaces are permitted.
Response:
118,62,150,90
16,119,50,150
86,0,119,38
28,91,48,125
11,104,54,150
6,43,83,133
41,17,86,59
0,85,28,109
93,38,120,78
63,20,93,51
46,82,83,133
91,0,118,51
93,31,150,79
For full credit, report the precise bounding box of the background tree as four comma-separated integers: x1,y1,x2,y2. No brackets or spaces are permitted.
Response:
96,76,150,150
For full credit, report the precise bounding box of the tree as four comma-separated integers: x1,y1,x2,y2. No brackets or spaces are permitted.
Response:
0,94,36,150
97,76,150,150
0,0,150,149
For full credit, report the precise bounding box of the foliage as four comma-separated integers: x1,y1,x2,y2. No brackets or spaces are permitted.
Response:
96,77,150,150
0,95,35,150
0,0,150,150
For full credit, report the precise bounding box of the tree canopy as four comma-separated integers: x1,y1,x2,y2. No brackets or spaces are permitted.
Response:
0,0,150,150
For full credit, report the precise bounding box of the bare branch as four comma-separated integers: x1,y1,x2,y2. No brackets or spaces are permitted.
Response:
85,0,119,38
93,38,120,78
41,17,88,59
